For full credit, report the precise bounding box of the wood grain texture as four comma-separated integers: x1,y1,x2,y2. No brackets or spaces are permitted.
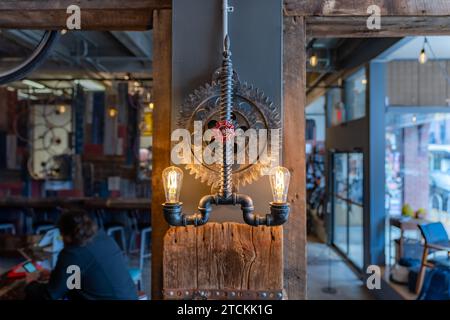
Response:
163,223,283,294
283,16,307,300
0,0,170,30
151,9,172,300
307,16,450,38
285,0,450,16
3,0,450,30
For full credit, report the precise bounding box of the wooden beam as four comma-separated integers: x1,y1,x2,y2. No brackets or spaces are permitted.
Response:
307,16,450,38
284,0,450,16
151,9,172,300
283,15,307,300
0,0,171,30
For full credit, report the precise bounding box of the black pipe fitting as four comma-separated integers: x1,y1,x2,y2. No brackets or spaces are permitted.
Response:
163,193,290,227
163,195,215,227
267,202,290,226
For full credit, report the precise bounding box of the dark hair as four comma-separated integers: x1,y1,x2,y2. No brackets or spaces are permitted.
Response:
57,210,98,246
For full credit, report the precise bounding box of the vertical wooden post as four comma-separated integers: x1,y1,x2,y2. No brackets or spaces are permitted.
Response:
151,9,172,300
283,16,307,299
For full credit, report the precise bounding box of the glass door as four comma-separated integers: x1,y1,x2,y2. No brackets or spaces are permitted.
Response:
332,152,364,269
333,153,348,254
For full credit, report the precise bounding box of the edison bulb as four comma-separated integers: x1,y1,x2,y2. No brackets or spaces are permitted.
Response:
108,107,118,118
309,53,318,67
162,166,183,203
419,49,427,64
57,105,66,114
269,166,291,203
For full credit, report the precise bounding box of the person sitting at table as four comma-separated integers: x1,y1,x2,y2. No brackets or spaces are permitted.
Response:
25,210,138,300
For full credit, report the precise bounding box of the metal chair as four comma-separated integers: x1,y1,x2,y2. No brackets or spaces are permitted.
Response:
95,209,127,253
128,210,151,271
32,209,56,235
416,222,450,293
0,222,16,235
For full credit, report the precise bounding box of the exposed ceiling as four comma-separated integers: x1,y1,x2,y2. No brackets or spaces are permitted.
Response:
383,36,450,61
0,29,153,98
306,37,401,101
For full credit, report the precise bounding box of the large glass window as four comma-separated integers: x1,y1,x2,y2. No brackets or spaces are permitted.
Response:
344,68,367,122
385,112,450,265
385,113,450,225
327,68,367,127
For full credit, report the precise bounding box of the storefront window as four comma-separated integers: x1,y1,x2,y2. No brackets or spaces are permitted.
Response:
385,113,450,231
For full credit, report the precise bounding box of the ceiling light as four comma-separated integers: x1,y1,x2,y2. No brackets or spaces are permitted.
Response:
309,53,318,67
419,37,428,64
57,105,67,114
75,80,105,91
22,79,45,89
108,106,118,118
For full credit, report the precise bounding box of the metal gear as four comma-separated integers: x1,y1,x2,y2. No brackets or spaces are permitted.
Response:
177,79,281,189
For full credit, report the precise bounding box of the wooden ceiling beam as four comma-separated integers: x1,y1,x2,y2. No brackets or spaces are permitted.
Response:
0,0,171,30
285,0,450,17
307,16,450,38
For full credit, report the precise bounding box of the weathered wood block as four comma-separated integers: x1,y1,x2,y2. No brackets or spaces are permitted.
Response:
163,223,283,300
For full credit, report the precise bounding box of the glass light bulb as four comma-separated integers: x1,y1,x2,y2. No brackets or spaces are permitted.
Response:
57,105,66,114
419,49,427,64
269,166,290,203
162,166,183,203
310,54,318,67
108,107,118,118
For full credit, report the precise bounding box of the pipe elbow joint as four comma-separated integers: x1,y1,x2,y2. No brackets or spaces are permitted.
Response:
267,203,290,226
162,202,184,226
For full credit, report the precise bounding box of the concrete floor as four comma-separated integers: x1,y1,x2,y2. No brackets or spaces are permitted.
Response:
307,238,373,300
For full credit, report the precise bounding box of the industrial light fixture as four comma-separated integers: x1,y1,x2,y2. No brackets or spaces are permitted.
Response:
419,37,428,64
108,106,118,118
22,79,45,89
56,105,67,114
75,79,105,91
162,0,291,228
309,53,319,67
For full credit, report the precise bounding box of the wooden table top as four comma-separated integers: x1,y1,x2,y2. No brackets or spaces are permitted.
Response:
390,216,429,230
